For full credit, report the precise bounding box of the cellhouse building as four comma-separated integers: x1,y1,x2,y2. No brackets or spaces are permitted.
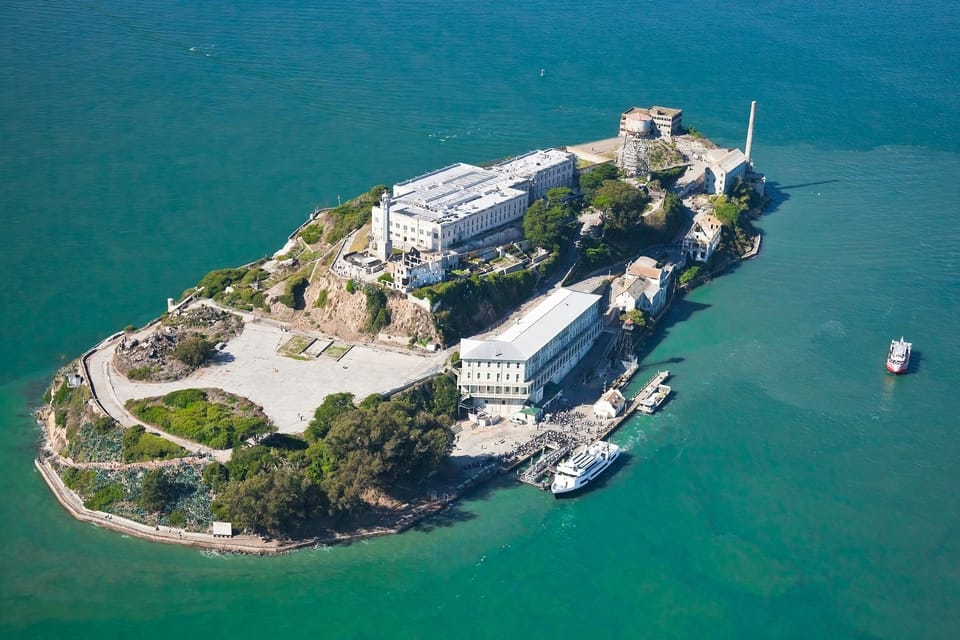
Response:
370,149,576,261
457,288,603,419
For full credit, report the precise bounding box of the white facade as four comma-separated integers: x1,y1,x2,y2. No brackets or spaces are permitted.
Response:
704,148,747,194
593,389,626,419
370,150,576,257
615,256,674,317
682,212,723,263
458,289,602,418
649,106,683,138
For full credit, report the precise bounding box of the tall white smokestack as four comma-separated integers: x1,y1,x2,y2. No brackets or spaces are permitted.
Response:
744,101,757,165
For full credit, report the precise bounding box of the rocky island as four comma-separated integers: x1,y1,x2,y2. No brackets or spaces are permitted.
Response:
36,104,767,553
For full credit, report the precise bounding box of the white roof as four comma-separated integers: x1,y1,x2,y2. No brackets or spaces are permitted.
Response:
212,521,233,536
706,148,746,173
492,149,574,179
460,288,601,362
388,163,527,224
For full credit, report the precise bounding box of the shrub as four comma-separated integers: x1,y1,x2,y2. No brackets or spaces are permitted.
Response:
85,483,124,511
300,224,322,245
166,510,187,527
345,279,357,294
278,276,309,309
314,288,329,308
126,365,156,381
172,336,214,368
680,265,702,285
139,468,171,513
163,388,208,409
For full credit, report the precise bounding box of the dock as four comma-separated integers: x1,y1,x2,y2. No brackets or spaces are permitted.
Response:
512,370,672,490
633,370,672,414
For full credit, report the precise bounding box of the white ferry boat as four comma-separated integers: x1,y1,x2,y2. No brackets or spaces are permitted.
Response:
886,337,912,374
550,441,620,497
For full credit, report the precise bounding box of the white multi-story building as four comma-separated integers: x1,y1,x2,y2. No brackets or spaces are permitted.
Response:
704,148,747,194
370,150,576,260
492,149,577,203
649,106,683,138
458,288,602,418
682,212,723,263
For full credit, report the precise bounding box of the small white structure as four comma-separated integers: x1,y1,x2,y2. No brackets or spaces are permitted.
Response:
648,106,684,138
212,521,233,538
682,212,723,263
593,389,626,419
619,107,654,136
704,148,747,195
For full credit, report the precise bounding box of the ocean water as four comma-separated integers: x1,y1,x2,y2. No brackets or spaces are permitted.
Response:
2,1,960,638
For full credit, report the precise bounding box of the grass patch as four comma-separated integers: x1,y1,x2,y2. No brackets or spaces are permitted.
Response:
322,344,352,360
122,425,190,462
279,335,313,356
126,389,276,449
348,223,371,254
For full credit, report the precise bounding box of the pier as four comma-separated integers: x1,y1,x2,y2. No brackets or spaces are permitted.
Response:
633,370,672,414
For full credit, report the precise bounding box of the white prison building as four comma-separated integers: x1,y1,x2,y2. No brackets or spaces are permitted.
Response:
370,150,575,260
457,288,602,418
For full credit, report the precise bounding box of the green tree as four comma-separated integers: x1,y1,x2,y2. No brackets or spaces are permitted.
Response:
305,393,356,442
592,181,649,234
172,336,214,368
139,468,171,513
578,163,618,201
212,466,324,536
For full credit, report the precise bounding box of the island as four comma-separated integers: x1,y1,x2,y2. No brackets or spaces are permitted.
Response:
35,103,768,553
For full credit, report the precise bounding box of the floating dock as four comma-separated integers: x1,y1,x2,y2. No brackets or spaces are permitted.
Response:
633,370,672,414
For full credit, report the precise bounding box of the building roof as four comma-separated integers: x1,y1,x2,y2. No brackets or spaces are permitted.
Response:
621,107,652,121
627,256,661,280
595,388,626,410
685,212,723,244
649,106,682,117
388,163,527,224
212,521,233,536
460,288,601,362
706,148,747,174
492,149,574,180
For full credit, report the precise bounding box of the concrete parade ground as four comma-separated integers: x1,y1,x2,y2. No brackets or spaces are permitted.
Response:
92,317,450,435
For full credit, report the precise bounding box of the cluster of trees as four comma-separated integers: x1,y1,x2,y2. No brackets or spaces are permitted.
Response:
523,187,579,251
207,376,457,536
416,268,538,344
363,285,391,333
126,389,276,449
195,267,269,310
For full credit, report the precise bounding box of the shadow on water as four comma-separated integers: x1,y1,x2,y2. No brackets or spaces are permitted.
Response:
907,349,922,374
759,180,792,216
410,502,479,533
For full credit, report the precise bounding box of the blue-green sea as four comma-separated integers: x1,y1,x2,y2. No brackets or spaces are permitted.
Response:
3,1,960,638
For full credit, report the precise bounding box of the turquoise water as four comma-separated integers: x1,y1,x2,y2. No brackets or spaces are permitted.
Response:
3,1,960,637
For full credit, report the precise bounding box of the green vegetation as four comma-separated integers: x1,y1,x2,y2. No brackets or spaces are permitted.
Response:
323,185,388,244
278,275,309,309
363,285,391,333
377,272,394,284
578,163,618,201
523,188,579,250
122,425,189,462
300,223,322,245
126,365,158,381
644,192,685,242
679,265,702,285
139,468,171,513
314,288,329,308
210,375,457,535
415,268,539,344
172,336,214,368
649,166,686,190
592,180,650,235
619,309,649,330
126,389,276,449
279,335,312,357
345,279,357,294
684,125,704,139
322,344,352,360
192,266,269,311
62,467,98,495
85,483,124,511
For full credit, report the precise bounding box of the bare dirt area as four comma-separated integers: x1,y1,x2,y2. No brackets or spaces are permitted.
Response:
113,307,243,382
